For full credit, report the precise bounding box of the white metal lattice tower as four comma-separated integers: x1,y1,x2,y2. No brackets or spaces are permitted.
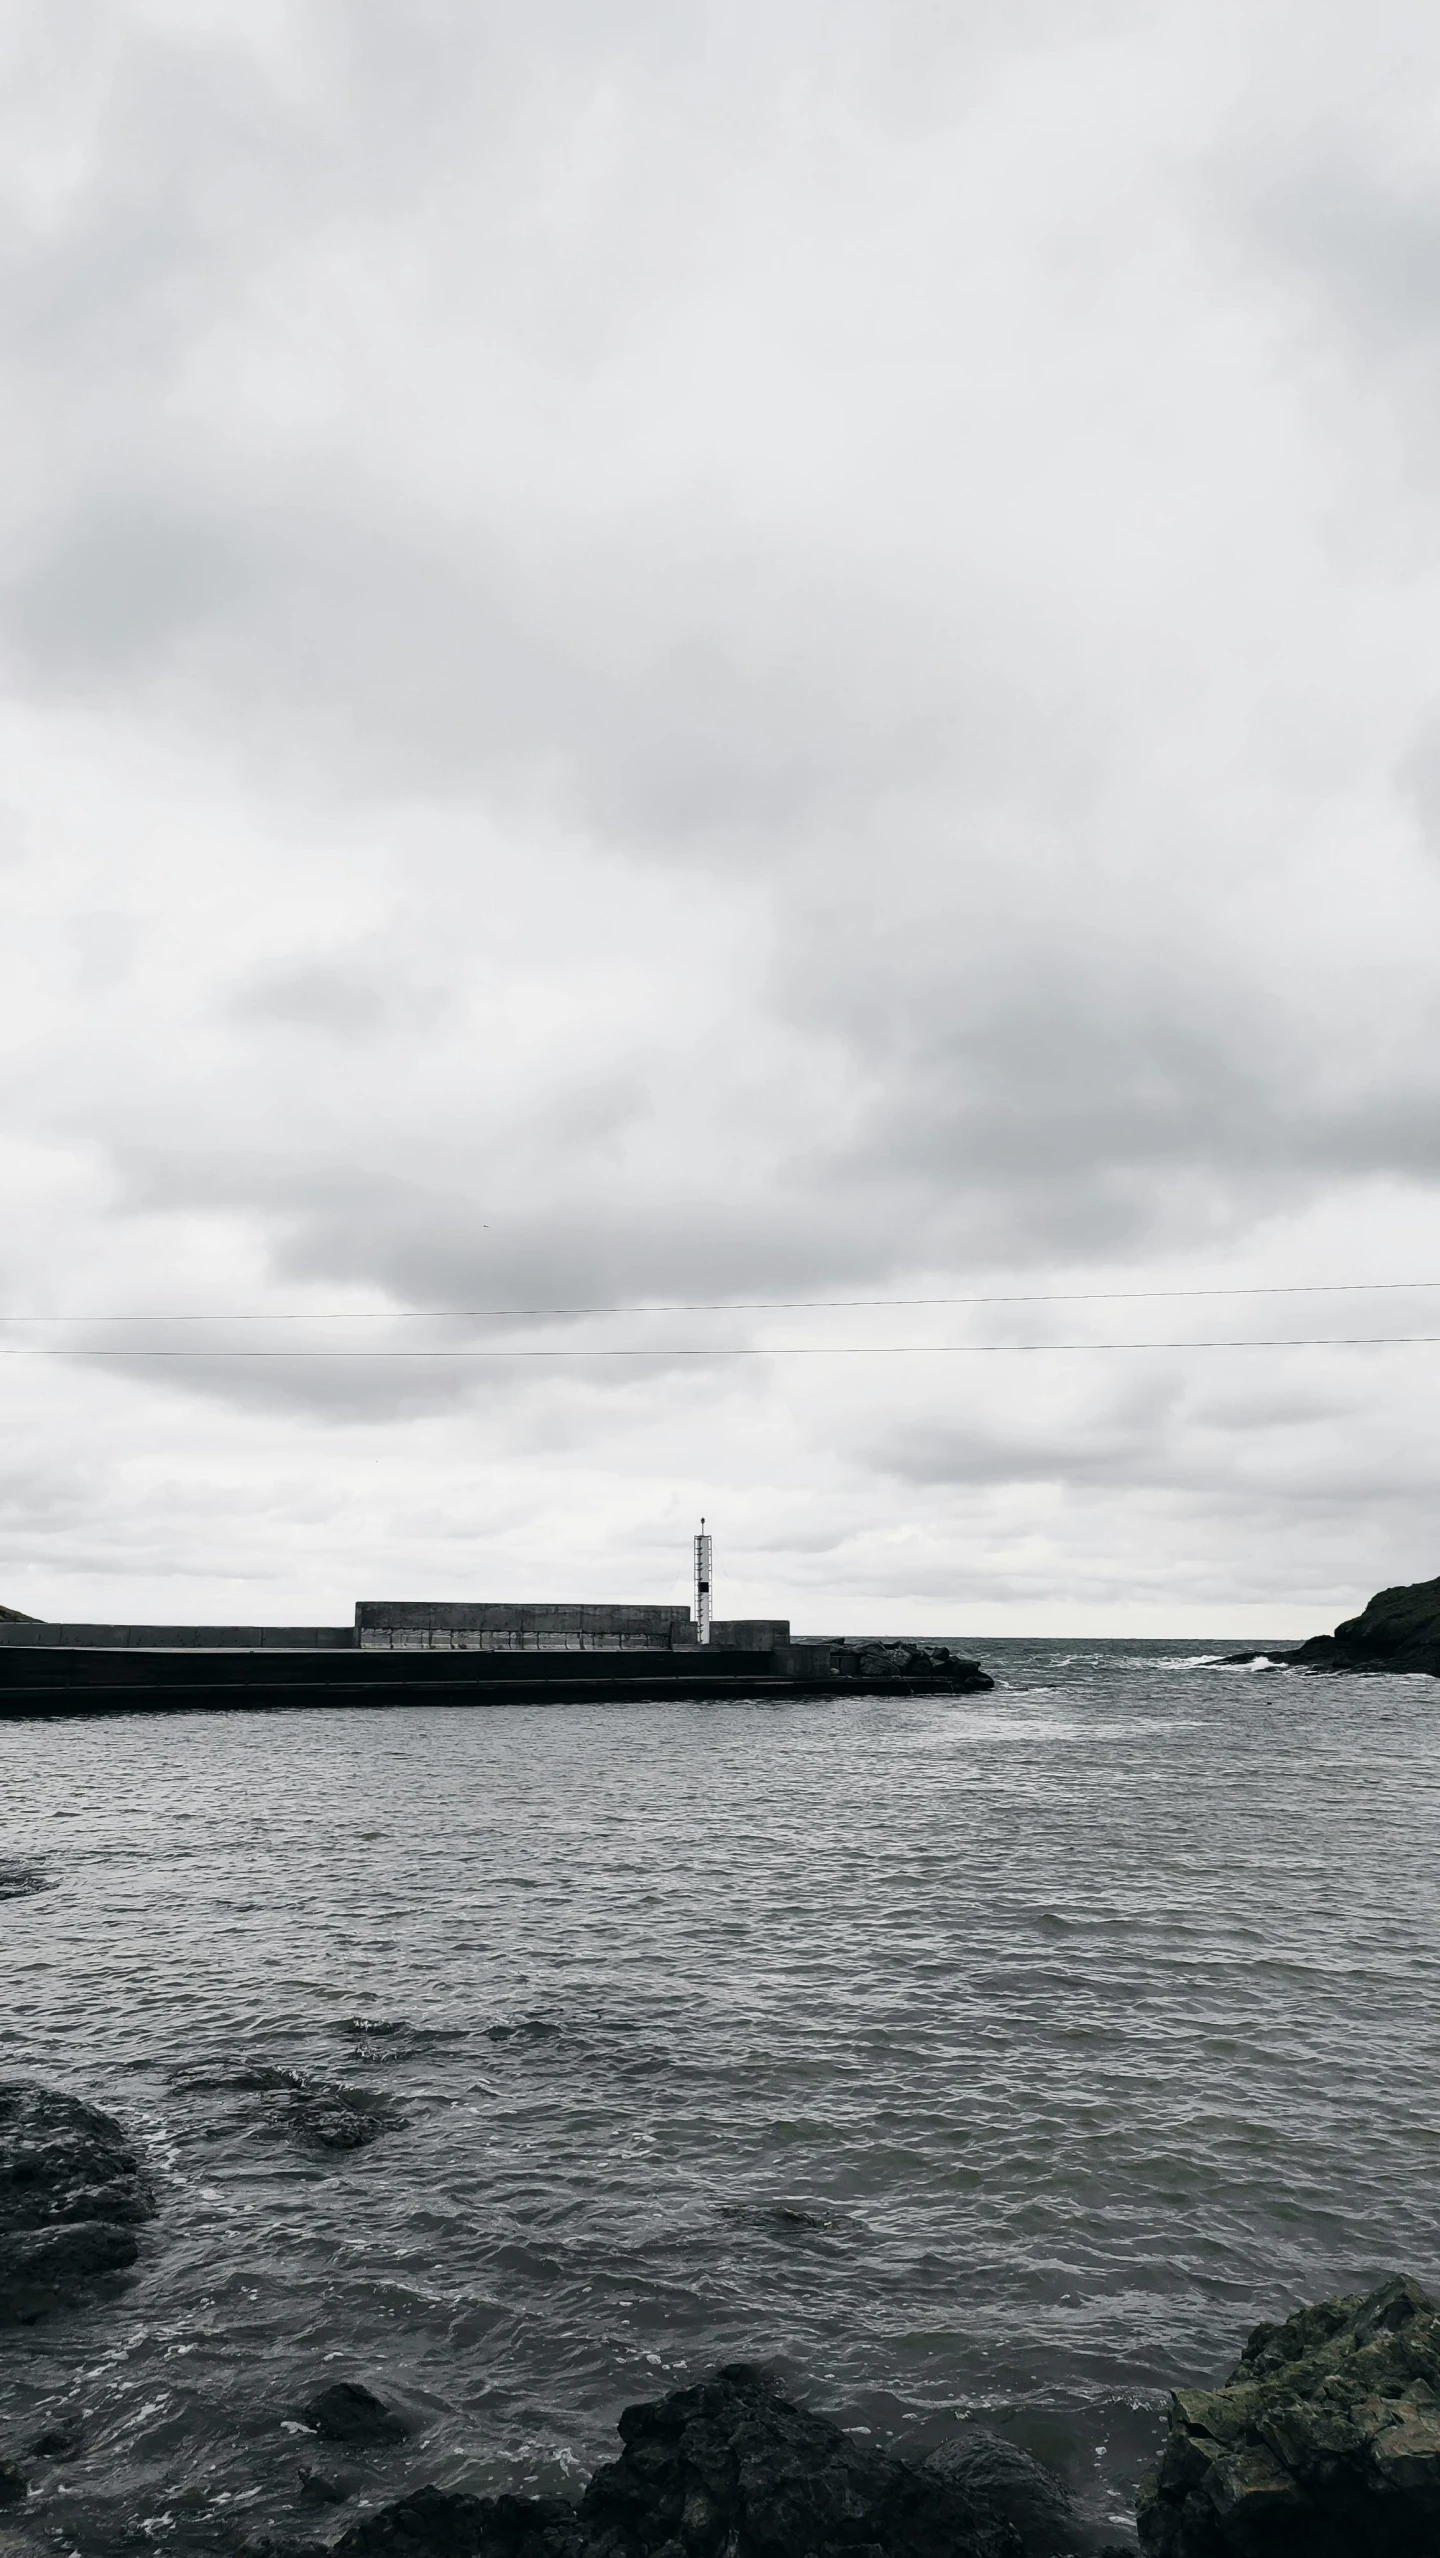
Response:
694,1519,712,1646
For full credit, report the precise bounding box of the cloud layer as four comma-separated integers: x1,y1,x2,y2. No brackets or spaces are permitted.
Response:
4,0,1440,1633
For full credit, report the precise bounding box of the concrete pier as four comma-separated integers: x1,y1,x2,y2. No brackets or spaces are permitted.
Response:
0,1599,993,1709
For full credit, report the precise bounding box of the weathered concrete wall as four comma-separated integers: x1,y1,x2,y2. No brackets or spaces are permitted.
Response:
708,1620,791,1650
0,1604,788,1656
0,1624,356,1649
354,1601,699,1653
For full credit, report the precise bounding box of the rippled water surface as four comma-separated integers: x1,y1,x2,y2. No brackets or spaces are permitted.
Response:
4,1642,1440,2550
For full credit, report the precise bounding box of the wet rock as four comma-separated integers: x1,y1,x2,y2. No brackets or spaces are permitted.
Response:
926,2431,1112,2553
838,1642,995,1695
282,2078,402,2152
577,2359,1025,2554
327,2364,1107,2556
1137,2272,1440,2554
29,2419,83,2459
332,2019,468,2068
298,2466,351,2507
0,2461,28,2506
720,2199,843,2236
335,2484,581,2555
0,2219,142,2318
0,1864,47,1899
300,2381,411,2446
183,2064,404,2154
0,2080,153,2322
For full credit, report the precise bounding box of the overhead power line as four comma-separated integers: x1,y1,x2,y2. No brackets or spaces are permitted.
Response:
2,1335,1440,1358
3,1279,1440,1323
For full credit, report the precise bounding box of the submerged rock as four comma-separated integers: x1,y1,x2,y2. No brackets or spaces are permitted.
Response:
926,2430,1109,2553
0,2079,153,2322
0,2460,28,2506
29,2418,83,2460
334,2484,577,2555
182,2063,405,2154
1137,2273,1440,2554
298,2466,352,2507
282,2078,403,2153
301,2381,411,2446
332,2362,1126,2557
0,1863,47,1899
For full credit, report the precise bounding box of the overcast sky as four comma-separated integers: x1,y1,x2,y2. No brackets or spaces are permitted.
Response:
4,0,1440,1636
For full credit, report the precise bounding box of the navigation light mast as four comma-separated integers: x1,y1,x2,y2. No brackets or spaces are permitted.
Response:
694,1519,712,1646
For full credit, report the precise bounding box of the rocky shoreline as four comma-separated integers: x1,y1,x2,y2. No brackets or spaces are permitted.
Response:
1226,1570,1440,1679
5,2077,1440,2556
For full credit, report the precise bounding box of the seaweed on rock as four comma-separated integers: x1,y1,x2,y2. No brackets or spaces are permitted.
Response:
1137,2274,1440,2556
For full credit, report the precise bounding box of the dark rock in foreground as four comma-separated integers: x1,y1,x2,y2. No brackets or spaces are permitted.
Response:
303,2382,411,2447
927,2432,1105,2554
0,2080,154,2322
578,2362,1016,2555
1137,2273,1440,2555
328,2363,1124,2558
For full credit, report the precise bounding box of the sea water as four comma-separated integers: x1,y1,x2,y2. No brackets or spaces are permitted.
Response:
3,1641,1439,2551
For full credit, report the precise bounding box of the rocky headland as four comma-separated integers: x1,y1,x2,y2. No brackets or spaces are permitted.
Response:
1225,1571,1440,1676
1285,1572,1440,1677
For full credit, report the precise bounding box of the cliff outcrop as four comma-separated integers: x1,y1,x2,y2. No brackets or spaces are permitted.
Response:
1285,1574,1440,1677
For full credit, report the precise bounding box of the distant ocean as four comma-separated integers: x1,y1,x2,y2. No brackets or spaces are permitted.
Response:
4,1641,1438,2550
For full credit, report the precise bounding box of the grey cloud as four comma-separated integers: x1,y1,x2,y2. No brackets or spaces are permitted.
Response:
104,1145,891,1316
0,803,29,868
7,500,251,678
228,962,417,1041
1397,718,1440,853
0,476,1066,859
1248,156,1440,360
68,912,141,996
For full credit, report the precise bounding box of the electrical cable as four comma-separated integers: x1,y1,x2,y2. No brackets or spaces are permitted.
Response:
3,1279,1440,1323
2,1336,1440,1358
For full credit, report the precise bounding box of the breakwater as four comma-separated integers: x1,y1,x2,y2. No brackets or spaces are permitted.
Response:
0,1611,994,1713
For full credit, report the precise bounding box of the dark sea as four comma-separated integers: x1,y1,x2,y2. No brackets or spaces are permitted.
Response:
4,1641,1439,2552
